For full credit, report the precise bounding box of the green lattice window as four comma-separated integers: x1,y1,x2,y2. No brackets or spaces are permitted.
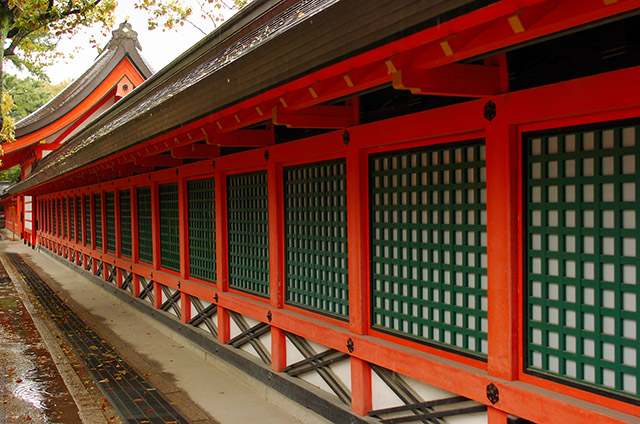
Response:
227,171,269,296
159,182,180,272
370,142,488,357
62,198,67,239
105,192,116,253
49,199,53,234
188,178,216,282
57,198,61,237
285,160,349,318
70,197,75,241
526,124,640,400
94,193,102,250
76,196,82,244
137,186,153,264
120,190,132,258
84,195,91,245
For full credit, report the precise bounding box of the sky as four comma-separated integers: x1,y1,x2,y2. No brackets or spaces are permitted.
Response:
36,1,240,84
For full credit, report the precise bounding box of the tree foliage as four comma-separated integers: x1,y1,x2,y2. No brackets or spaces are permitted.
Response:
4,74,69,120
0,163,19,181
136,0,249,35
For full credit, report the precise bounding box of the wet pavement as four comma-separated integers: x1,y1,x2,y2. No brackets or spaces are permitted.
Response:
0,267,81,424
5,253,192,424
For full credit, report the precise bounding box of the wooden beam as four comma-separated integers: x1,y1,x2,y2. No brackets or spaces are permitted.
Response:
171,144,221,159
206,129,274,147
392,63,502,97
135,155,183,168
272,105,354,129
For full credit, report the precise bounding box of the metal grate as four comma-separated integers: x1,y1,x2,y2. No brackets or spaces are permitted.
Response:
227,171,270,296
84,195,91,246
137,186,153,264
69,197,75,241
94,193,103,250
284,160,349,318
105,192,115,253
159,183,180,272
120,190,132,258
525,124,640,399
370,142,488,357
187,178,216,282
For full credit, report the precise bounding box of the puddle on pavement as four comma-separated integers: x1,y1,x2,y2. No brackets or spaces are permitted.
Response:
0,272,81,423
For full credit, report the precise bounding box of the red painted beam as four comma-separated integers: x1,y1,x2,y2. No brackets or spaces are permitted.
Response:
392,63,503,97
272,105,354,129
206,129,274,147
135,155,183,168
171,144,220,159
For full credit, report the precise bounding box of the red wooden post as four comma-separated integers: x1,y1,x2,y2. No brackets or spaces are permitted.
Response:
153,281,162,309
132,274,141,297
350,357,372,416
488,406,509,424
215,167,230,343
347,146,372,414
151,182,160,271
486,106,519,380
178,174,188,280
115,190,123,288
180,292,191,324
268,162,286,372
178,174,190,323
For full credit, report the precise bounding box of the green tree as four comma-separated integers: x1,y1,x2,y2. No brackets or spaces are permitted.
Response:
0,163,20,181
3,74,69,121
0,0,250,145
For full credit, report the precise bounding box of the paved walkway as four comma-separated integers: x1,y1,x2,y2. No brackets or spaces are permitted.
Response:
0,234,329,424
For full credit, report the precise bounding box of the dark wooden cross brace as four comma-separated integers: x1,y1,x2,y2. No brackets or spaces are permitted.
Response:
284,332,351,406
227,311,270,365
187,296,217,338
